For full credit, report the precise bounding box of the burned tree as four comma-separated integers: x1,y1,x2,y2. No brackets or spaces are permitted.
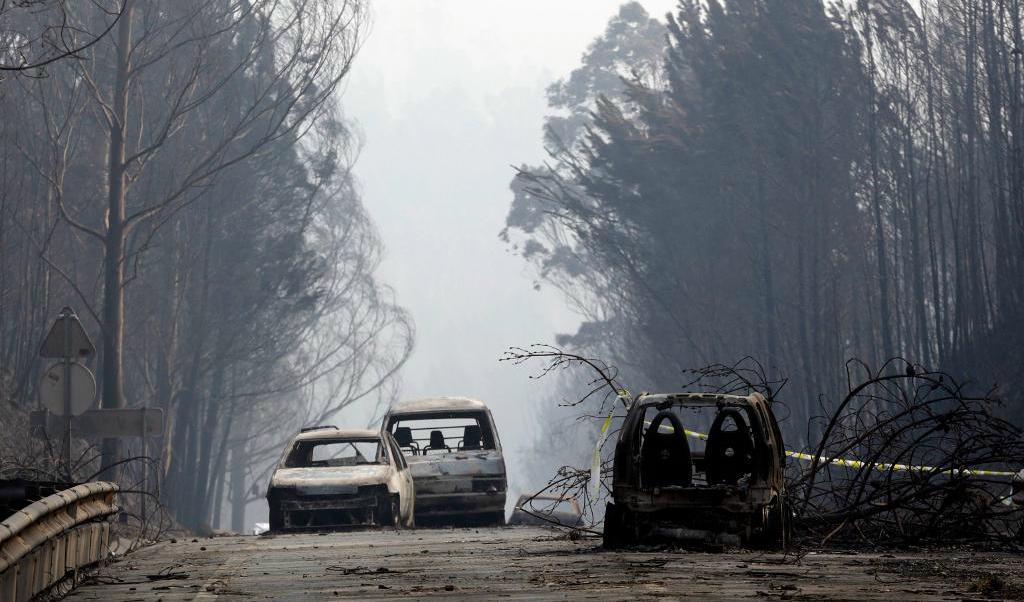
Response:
0,0,412,531
0,1,124,77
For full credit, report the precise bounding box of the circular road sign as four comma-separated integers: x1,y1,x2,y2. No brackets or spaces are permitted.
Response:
39,362,96,416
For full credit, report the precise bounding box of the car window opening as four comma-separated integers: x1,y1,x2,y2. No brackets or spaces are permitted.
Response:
638,404,756,488
387,411,496,456
285,438,386,468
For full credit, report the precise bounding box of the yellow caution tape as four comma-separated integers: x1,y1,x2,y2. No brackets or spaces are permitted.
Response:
588,390,633,496
588,406,618,497
643,420,1020,479
778,447,1019,477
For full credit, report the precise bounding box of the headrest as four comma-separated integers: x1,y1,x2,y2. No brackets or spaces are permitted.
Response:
394,426,413,446
646,410,686,442
640,410,692,488
708,409,752,445
463,425,482,447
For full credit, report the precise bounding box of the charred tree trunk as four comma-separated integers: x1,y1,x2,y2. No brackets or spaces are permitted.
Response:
100,0,133,478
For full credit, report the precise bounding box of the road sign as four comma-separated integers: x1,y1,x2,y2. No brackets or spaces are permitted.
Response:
38,306,95,479
39,307,94,358
39,362,96,416
30,408,165,438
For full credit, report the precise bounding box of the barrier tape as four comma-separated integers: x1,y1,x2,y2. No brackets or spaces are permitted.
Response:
588,390,631,497
644,421,1021,479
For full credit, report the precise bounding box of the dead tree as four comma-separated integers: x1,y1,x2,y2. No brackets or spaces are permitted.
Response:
0,1,124,78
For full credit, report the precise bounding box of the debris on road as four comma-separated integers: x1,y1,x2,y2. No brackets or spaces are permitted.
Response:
62,527,1024,600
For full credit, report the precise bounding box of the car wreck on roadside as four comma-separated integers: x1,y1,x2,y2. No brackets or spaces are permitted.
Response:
382,397,507,526
266,427,414,532
603,392,788,549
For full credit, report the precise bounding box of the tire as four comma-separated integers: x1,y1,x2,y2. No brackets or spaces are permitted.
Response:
603,502,623,549
268,502,284,532
752,496,789,549
489,511,506,526
378,494,400,528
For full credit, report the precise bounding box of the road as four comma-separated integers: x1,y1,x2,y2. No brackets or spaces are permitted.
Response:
65,526,1023,600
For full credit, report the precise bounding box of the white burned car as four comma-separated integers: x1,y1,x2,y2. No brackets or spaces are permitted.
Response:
382,398,507,525
266,427,414,531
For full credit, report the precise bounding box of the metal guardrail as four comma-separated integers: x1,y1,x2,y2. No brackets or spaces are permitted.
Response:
0,481,119,602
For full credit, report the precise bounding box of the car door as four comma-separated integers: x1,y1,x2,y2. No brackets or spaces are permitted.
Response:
385,432,415,523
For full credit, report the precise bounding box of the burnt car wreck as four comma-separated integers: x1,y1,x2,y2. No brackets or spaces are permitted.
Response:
604,392,788,549
383,397,507,526
267,427,415,532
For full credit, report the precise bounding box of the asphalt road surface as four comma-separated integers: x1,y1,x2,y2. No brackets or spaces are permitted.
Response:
65,526,1023,600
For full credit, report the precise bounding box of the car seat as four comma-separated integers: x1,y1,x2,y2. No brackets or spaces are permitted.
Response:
640,410,693,488
705,409,754,485
459,425,482,450
394,426,419,454
425,430,451,454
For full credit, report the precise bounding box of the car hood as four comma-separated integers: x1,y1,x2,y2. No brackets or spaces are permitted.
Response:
405,449,505,478
270,465,391,495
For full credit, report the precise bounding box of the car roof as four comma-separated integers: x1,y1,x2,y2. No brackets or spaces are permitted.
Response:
292,427,382,442
633,392,763,407
388,396,489,414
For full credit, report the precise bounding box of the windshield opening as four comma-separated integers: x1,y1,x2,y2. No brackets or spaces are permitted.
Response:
284,438,386,468
636,402,759,488
387,410,496,456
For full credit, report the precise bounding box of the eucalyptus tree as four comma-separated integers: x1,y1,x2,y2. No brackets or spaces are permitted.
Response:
0,1,124,78
1,0,415,527
32,0,368,475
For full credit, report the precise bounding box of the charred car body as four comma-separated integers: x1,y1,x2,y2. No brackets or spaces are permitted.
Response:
267,427,414,531
604,393,788,549
382,397,507,525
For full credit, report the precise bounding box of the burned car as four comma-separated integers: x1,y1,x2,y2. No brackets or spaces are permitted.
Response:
267,427,414,531
382,397,506,525
508,493,583,528
603,392,788,549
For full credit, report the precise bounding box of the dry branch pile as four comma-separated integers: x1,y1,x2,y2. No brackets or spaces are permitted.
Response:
792,359,1024,547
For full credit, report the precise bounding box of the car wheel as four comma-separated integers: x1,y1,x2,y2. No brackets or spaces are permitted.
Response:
378,494,400,529
391,496,401,528
752,497,788,549
603,502,626,549
486,511,505,526
269,503,284,532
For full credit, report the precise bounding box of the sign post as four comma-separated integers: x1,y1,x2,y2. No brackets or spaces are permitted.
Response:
62,312,74,479
39,307,95,480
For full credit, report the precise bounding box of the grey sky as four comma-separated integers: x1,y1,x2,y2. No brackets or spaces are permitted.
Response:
342,0,677,490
